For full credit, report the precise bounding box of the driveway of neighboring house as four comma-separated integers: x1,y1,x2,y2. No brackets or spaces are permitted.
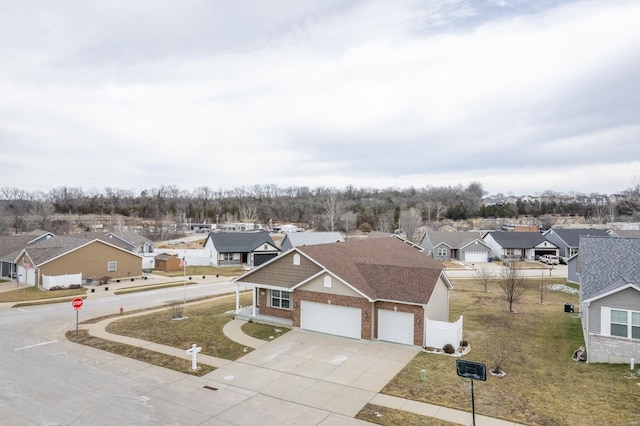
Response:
204,329,419,418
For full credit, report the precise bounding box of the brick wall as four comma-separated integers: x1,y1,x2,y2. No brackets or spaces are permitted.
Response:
257,288,294,320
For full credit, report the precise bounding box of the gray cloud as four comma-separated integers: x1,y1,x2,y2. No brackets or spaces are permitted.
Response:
1,0,639,195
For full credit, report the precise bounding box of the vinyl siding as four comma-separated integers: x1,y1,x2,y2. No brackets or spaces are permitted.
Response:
587,287,640,334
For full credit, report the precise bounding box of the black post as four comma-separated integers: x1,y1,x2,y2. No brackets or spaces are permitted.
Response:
471,378,476,426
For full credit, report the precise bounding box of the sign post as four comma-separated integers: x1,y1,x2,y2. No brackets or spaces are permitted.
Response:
456,360,486,426
72,297,84,336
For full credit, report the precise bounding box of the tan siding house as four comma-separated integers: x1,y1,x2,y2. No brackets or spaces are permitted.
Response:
16,236,142,288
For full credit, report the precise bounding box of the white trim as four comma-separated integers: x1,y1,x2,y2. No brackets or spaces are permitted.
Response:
583,283,640,305
600,306,610,336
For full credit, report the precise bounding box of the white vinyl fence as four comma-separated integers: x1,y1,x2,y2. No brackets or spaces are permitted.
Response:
424,316,463,349
43,273,82,290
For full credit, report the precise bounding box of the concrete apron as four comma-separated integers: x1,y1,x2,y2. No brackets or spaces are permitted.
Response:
203,329,419,418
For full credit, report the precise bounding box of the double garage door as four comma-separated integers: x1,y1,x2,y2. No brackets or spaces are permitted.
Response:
300,301,416,345
463,251,488,262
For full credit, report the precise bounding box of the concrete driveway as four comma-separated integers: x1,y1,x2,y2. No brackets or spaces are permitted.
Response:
203,330,419,418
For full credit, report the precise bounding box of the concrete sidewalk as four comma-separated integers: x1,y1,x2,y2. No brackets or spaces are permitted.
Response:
86,314,523,426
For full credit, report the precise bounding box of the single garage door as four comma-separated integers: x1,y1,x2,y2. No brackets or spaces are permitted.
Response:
253,253,278,266
300,301,361,339
464,251,488,262
378,309,414,345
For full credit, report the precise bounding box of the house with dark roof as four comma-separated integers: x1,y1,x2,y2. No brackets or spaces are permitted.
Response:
578,236,640,363
0,232,55,278
280,231,344,252
233,237,459,347
204,232,279,267
68,231,154,254
483,231,558,261
14,236,142,289
419,231,491,263
543,228,609,260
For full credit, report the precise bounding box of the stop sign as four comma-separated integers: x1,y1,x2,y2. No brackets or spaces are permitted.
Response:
72,297,84,310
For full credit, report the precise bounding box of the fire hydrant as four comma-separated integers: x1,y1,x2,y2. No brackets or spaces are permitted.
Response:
119,307,124,315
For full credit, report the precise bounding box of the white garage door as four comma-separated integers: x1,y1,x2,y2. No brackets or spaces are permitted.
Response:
464,251,488,262
300,301,361,339
378,309,415,345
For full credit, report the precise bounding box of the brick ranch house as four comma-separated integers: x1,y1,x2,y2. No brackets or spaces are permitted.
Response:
234,236,460,347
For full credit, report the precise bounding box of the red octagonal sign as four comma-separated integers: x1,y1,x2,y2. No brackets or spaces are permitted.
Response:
72,297,84,310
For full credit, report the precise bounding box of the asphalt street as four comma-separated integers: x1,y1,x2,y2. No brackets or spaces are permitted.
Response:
0,281,290,426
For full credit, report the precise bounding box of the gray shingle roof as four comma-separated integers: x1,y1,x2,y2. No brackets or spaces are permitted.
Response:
549,228,609,247
486,231,548,248
281,232,344,251
579,236,640,301
422,231,484,249
23,236,91,266
208,232,277,252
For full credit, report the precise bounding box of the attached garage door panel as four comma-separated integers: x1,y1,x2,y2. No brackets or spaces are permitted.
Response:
378,309,414,345
300,301,361,339
464,251,487,262
254,253,277,266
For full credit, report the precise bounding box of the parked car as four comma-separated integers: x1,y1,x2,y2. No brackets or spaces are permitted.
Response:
539,255,559,265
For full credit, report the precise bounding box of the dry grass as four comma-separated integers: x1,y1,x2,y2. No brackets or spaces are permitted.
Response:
241,322,291,341
356,404,457,425
152,265,243,278
105,293,254,360
0,285,86,304
382,278,640,425
66,329,215,376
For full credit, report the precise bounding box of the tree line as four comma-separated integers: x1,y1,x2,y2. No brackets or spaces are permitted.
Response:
1,182,639,240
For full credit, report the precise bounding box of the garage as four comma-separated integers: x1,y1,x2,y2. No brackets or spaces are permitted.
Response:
463,251,488,262
253,253,278,267
378,309,415,345
300,301,362,339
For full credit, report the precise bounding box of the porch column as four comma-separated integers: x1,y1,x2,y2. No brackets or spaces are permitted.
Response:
235,283,240,313
252,287,257,317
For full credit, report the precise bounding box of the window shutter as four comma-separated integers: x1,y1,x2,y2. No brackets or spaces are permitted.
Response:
600,306,610,336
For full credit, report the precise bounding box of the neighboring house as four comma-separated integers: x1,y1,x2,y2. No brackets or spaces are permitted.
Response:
483,231,558,261
608,229,640,238
543,228,609,260
233,237,459,347
154,253,181,272
578,236,640,363
204,232,279,267
280,232,345,252
13,236,142,289
69,231,155,254
0,231,55,277
567,254,579,284
419,231,491,262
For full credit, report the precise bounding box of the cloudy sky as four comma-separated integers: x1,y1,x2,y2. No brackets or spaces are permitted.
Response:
1,0,639,196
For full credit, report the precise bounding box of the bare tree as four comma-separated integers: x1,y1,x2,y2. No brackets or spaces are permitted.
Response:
399,207,422,243
475,266,495,293
498,263,526,313
239,202,258,223
322,190,340,231
485,331,520,375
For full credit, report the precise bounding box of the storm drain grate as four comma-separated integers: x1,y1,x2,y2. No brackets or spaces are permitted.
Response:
203,385,218,391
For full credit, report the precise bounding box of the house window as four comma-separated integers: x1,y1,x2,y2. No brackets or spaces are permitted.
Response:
437,247,447,257
107,261,117,272
271,290,290,309
293,254,300,265
223,253,234,261
505,248,515,258
324,276,332,288
610,309,640,339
